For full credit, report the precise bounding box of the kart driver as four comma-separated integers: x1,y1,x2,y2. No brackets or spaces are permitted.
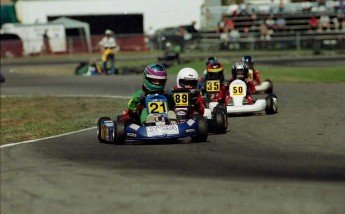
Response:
198,56,219,87
213,61,256,105
119,63,175,125
241,55,261,85
199,60,227,97
169,67,205,116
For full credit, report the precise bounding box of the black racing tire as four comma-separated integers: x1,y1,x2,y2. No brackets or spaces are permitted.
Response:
264,79,273,94
265,93,278,115
113,120,125,144
215,110,227,134
97,117,112,143
191,114,208,142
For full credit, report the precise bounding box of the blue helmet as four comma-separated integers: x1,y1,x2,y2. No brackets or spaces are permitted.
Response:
143,64,168,91
241,56,254,69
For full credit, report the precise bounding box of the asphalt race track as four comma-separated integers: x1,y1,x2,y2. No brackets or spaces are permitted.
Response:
1,58,345,214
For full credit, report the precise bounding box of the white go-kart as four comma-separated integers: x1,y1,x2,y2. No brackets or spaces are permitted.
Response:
248,69,273,94
208,79,278,115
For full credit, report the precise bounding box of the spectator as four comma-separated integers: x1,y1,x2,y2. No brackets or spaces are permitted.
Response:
238,2,249,16
335,0,345,13
265,15,276,31
302,0,312,13
278,0,285,14
259,21,272,40
335,10,345,31
98,29,119,74
308,15,319,31
229,26,241,50
175,26,188,52
269,0,276,16
226,0,239,17
318,12,331,31
217,15,227,33
317,0,327,12
275,15,286,31
224,17,235,33
219,30,230,50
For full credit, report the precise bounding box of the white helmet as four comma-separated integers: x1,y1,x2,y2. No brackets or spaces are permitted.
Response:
176,67,199,92
105,29,112,35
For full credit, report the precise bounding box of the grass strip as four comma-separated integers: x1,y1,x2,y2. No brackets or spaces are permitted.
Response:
1,96,127,145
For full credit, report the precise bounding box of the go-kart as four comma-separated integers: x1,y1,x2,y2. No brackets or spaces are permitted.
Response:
208,79,278,115
198,80,228,134
97,91,208,144
249,69,273,94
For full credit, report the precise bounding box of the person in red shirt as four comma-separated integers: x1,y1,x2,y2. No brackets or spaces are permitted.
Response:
214,62,256,105
309,16,318,31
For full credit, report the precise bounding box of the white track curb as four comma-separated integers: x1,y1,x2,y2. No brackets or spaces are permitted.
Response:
0,127,96,149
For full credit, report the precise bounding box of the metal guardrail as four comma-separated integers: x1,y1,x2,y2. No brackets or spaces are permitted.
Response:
1,31,344,59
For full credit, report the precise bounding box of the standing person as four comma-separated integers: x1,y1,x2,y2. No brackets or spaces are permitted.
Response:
98,29,119,74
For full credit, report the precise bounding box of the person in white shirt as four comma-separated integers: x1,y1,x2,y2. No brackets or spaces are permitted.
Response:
319,13,331,31
98,29,119,74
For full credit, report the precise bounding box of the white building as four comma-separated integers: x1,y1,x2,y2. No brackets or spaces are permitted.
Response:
14,0,204,33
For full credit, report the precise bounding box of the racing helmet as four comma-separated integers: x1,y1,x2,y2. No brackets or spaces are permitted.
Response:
241,55,254,69
206,61,224,81
205,56,218,65
231,62,249,80
176,67,199,93
143,64,167,91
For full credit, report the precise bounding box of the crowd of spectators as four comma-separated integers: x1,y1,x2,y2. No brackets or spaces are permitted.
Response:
214,0,345,49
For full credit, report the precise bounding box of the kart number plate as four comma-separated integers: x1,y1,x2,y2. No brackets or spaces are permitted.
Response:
231,86,244,96
173,92,189,107
206,80,221,92
147,101,168,113
146,125,179,137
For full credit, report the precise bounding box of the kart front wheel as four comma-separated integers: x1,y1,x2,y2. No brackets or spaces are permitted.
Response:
97,117,112,143
191,114,208,142
265,94,278,114
113,120,125,144
215,109,227,134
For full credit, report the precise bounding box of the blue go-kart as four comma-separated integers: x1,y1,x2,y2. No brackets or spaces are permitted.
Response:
97,90,208,144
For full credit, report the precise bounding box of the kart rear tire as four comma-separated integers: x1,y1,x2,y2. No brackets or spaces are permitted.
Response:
113,120,125,144
97,117,112,143
191,114,208,142
215,110,227,134
265,93,278,114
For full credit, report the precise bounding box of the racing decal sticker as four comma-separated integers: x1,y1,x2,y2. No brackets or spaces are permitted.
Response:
206,80,221,92
146,125,179,137
187,119,195,126
129,124,140,131
101,125,109,141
